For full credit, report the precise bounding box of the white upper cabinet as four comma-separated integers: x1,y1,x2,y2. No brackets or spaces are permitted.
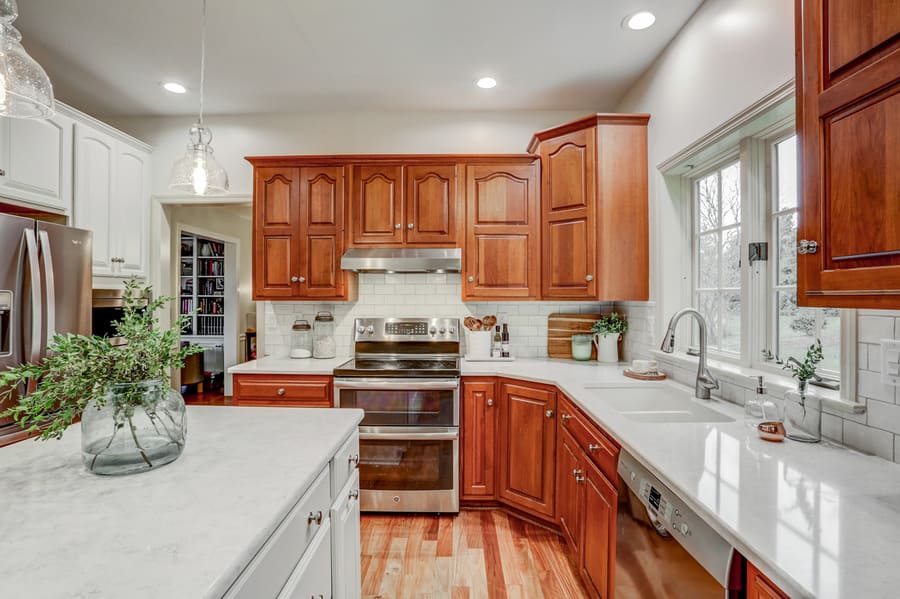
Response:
73,118,151,280
0,110,75,213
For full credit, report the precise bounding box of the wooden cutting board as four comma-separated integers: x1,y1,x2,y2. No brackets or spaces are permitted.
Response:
547,313,603,359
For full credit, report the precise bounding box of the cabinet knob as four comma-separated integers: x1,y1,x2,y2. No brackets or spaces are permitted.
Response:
277,388,285,396
394,223,401,229
298,276,306,283
467,276,475,282
291,276,299,282
407,223,414,229
307,510,324,525
585,275,594,281
588,443,602,452
546,409,554,418
487,399,494,407
349,489,359,500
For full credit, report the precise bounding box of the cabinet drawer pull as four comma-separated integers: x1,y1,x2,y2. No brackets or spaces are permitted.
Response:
546,409,554,418
585,275,594,281
561,413,572,422
349,453,360,467
307,510,324,525
276,388,286,396
588,443,602,452
487,399,494,407
407,223,414,229
573,468,585,483
349,489,359,500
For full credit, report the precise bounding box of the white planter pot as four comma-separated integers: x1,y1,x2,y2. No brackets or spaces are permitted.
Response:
594,334,620,363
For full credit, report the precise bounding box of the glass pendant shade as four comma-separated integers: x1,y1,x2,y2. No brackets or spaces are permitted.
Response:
169,122,228,195
0,0,54,118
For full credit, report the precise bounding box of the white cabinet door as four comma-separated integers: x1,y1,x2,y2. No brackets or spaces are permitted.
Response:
331,471,361,599
111,144,150,278
0,113,74,213
278,520,333,599
73,123,116,275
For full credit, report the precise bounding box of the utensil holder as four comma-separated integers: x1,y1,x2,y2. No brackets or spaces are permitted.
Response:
466,330,493,359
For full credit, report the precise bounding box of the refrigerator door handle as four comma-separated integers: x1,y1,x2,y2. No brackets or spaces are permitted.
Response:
38,230,55,346
22,228,41,364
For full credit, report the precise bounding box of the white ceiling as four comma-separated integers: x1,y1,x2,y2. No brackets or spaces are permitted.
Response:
17,0,703,117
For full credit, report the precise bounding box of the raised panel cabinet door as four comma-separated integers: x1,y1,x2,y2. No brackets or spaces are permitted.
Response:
746,562,789,599
332,471,362,599
299,166,346,298
797,0,900,308
556,427,582,552
405,164,458,245
540,130,597,299
253,167,300,299
0,111,74,213
464,163,540,299
580,457,616,599
351,165,403,245
461,379,498,499
111,144,150,278
73,123,116,275
498,382,556,518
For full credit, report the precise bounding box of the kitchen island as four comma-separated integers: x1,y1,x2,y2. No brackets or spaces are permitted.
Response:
0,406,363,599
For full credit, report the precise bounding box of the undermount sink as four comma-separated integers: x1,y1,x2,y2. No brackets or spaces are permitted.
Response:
587,386,735,423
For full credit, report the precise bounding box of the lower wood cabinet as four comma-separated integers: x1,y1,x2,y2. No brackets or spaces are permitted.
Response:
556,426,583,550
497,380,557,518
461,378,498,499
232,375,332,407
580,455,616,599
746,561,789,599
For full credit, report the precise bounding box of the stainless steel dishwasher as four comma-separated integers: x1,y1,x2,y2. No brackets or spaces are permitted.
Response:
616,451,741,598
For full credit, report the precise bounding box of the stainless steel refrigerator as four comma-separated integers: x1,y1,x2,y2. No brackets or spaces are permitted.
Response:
0,213,92,445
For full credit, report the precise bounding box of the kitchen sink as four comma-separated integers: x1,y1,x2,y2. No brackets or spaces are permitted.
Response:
586,386,735,423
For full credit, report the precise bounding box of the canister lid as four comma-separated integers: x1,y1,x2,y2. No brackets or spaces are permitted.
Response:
315,311,334,322
292,319,311,330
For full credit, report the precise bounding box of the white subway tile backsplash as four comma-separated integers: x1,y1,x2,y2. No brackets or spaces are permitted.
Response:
859,314,895,343
843,420,894,460
866,399,900,434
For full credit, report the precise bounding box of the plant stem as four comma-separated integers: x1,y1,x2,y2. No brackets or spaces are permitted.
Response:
89,423,121,471
127,415,153,468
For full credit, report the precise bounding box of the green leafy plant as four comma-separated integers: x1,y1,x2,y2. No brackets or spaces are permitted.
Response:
763,339,824,383
592,312,628,338
0,279,202,440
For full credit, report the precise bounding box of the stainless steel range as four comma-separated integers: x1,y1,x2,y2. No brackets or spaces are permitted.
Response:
334,317,460,513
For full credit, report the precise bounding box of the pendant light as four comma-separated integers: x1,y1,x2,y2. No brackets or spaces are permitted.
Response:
0,0,54,118
169,0,228,195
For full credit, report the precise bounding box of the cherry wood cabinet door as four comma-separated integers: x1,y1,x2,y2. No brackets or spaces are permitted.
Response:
350,165,403,245
464,162,540,300
461,378,498,499
498,381,557,519
580,456,616,599
253,167,301,299
556,426,583,552
539,129,597,299
405,164,458,245
797,0,900,308
299,166,347,298
746,561,789,599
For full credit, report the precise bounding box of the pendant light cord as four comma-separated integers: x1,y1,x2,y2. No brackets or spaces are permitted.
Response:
199,0,206,125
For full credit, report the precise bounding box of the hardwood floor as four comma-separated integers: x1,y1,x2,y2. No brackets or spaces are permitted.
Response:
361,509,589,599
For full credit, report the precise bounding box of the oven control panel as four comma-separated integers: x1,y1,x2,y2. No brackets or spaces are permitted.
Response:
353,318,460,342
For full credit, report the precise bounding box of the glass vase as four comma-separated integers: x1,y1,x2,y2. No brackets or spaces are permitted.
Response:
81,380,187,475
784,381,821,443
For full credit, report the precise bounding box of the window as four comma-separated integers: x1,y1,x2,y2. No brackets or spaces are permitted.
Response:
688,128,842,376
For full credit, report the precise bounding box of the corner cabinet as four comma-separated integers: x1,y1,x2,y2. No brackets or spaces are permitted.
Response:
463,161,540,299
796,0,900,308
248,161,355,301
73,120,151,280
528,114,650,301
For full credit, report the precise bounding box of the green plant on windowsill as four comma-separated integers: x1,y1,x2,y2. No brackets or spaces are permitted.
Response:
762,339,824,391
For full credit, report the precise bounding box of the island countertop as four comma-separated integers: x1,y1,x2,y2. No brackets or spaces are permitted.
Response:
0,406,363,599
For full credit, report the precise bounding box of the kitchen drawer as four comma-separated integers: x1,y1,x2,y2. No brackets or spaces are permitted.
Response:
558,395,618,482
224,466,332,599
277,519,333,599
331,430,360,499
233,375,332,407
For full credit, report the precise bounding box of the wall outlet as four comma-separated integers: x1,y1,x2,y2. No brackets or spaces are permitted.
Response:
881,339,900,386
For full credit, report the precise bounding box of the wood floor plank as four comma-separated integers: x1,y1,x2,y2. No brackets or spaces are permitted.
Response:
361,510,588,599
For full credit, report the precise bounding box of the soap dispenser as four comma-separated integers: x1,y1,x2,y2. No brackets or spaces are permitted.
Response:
744,376,780,428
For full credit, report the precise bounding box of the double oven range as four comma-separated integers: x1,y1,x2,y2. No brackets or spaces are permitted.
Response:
334,318,460,513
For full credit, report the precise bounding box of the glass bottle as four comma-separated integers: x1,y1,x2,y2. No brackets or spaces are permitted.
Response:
501,324,510,358
492,326,502,358
290,319,312,359
313,311,336,359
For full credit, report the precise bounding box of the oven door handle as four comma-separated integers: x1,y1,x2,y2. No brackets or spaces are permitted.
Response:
333,378,459,391
359,430,459,441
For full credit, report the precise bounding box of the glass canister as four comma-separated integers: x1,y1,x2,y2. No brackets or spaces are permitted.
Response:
290,319,312,359
313,311,336,359
571,334,594,361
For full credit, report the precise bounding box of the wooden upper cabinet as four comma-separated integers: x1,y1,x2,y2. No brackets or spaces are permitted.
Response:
299,166,349,298
464,161,540,300
253,167,300,299
796,0,900,308
498,380,557,519
405,164,459,245
529,114,650,302
461,378,498,499
351,165,403,245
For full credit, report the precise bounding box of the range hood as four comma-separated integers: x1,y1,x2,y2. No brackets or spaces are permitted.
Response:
340,248,461,273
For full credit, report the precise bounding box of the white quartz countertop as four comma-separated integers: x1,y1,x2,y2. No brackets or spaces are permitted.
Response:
228,356,350,375
0,406,363,599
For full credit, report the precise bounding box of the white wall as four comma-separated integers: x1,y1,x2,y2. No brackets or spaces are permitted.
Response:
108,110,587,195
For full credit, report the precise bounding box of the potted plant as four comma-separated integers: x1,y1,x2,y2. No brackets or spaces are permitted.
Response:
592,313,628,363
0,279,203,475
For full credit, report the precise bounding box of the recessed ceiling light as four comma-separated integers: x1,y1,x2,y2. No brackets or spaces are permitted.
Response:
475,77,497,89
624,11,656,30
162,81,187,94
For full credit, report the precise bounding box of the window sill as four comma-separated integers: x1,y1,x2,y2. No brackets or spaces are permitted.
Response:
648,349,865,415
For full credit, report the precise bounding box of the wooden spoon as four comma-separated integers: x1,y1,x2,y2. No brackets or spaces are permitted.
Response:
482,315,497,330
464,316,479,331
473,318,483,331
